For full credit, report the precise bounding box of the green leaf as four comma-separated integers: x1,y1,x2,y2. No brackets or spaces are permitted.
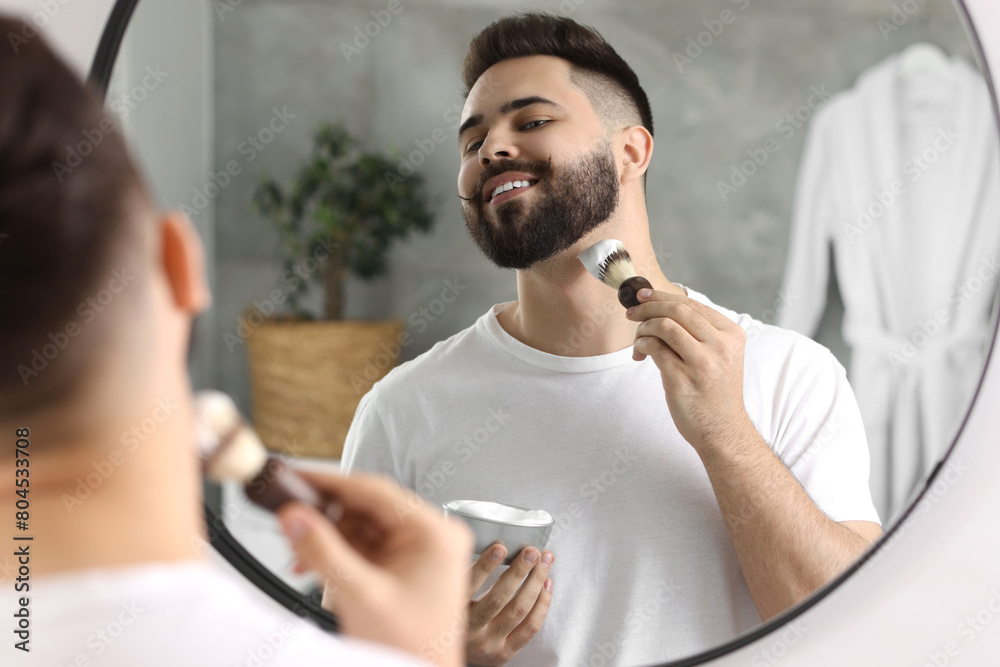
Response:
248,121,438,319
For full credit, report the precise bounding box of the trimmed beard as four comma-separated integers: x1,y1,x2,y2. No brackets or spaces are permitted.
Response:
462,139,620,270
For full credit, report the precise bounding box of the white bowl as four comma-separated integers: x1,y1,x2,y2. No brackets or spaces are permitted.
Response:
443,500,554,565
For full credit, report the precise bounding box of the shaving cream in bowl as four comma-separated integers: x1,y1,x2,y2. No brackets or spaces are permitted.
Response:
443,500,554,565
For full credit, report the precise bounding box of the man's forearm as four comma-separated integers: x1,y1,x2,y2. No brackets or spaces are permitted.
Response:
696,419,873,621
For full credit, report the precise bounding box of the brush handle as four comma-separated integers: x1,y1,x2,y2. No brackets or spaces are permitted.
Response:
244,456,344,522
618,276,653,308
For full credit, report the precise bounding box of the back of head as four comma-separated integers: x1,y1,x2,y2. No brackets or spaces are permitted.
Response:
461,12,654,138
0,15,151,416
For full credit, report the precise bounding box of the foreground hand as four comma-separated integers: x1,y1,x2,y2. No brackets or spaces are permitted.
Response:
276,471,473,667
626,287,753,452
465,543,554,666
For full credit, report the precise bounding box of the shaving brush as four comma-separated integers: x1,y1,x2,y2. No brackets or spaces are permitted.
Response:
577,239,653,308
195,390,342,521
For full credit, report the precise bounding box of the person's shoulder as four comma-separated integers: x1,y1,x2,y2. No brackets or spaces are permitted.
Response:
366,306,497,400
684,285,836,370
31,560,430,666
190,562,435,665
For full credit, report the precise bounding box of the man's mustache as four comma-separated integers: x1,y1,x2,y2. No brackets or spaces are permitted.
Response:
473,157,553,202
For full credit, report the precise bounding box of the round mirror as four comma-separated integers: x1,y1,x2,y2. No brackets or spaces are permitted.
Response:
100,0,1000,665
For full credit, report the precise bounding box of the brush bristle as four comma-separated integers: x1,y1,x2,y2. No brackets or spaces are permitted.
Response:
195,390,268,484
597,244,637,289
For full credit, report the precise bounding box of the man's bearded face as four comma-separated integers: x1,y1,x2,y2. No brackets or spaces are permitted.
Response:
462,139,621,269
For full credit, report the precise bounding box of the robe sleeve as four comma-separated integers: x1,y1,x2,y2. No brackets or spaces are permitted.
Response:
777,104,839,337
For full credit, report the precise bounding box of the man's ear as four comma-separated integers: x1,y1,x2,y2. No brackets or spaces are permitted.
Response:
160,210,211,315
620,126,654,186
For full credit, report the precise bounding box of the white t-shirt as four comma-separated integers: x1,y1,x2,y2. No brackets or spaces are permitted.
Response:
8,557,433,667
341,284,880,667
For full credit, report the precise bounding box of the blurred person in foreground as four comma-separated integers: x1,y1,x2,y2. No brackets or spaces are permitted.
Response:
0,15,472,667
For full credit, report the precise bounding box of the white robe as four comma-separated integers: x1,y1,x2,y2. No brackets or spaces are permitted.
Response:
777,51,1000,524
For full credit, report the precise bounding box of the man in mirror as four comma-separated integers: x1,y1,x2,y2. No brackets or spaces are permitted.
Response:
342,12,883,667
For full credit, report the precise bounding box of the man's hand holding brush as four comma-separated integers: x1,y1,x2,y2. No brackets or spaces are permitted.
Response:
578,239,880,618
277,472,474,667
623,285,879,619
625,287,755,455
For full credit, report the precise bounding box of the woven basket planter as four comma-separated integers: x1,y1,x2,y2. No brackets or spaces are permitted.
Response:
245,317,404,459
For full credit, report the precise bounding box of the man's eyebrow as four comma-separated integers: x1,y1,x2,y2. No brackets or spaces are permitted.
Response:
457,96,566,144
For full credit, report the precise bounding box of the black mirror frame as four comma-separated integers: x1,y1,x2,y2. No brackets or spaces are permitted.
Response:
87,0,1000,662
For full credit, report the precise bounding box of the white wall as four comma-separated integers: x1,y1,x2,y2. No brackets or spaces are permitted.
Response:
0,0,117,78
107,0,216,389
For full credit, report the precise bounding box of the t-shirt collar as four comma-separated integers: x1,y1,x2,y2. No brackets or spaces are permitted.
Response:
480,283,698,373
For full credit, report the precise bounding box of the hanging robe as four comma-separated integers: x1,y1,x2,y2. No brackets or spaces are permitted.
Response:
777,51,1000,523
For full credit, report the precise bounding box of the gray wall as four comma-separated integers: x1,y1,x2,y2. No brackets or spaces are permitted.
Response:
208,0,975,420
111,0,216,390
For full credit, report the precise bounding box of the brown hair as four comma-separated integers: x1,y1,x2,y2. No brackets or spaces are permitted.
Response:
0,15,151,415
461,12,654,138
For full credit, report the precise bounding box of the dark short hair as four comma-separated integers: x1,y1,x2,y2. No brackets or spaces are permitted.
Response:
461,12,654,138
0,15,151,415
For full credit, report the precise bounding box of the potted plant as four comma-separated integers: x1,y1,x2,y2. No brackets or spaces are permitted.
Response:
247,122,436,459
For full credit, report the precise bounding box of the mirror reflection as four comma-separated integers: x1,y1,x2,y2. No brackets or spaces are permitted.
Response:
106,0,1000,665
